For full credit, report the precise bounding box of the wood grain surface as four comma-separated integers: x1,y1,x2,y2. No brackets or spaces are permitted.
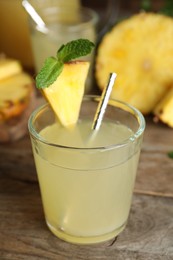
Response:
134,117,173,197
0,116,173,259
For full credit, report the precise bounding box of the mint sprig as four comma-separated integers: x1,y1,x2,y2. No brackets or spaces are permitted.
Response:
36,39,95,89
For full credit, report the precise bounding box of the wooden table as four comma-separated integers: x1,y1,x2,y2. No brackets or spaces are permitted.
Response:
0,117,173,260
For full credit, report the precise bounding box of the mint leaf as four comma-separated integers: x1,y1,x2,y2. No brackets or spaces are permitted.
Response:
36,39,95,89
57,39,95,62
36,57,63,89
168,151,173,159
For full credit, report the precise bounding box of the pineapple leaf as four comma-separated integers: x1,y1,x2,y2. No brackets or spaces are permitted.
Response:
159,0,173,17
168,151,173,159
141,0,152,11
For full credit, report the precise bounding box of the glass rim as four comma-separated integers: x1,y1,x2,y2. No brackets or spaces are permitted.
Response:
28,95,145,151
30,6,99,31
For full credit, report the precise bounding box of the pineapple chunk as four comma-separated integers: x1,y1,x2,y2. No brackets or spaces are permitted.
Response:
0,72,33,121
42,61,90,127
153,87,173,127
96,12,173,114
0,58,22,81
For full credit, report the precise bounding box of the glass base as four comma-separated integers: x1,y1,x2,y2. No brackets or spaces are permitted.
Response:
46,220,126,245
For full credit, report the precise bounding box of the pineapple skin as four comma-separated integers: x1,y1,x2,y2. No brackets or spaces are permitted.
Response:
96,12,173,114
43,61,90,127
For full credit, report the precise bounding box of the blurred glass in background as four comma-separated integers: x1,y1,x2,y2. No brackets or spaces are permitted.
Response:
0,0,120,71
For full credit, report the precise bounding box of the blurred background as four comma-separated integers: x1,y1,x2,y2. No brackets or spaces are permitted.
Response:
0,0,167,71
0,0,118,70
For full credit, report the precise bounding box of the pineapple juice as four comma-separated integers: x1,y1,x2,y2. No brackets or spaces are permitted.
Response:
29,98,145,244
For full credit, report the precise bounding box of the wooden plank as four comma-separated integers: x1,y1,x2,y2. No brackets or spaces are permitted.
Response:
0,133,37,183
0,173,173,259
134,117,173,197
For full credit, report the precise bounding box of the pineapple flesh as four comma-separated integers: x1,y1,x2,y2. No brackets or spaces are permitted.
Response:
42,61,90,127
96,12,173,115
0,72,33,121
153,87,173,127
0,58,22,81
0,58,35,142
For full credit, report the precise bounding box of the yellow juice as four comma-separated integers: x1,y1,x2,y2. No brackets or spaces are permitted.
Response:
32,119,140,244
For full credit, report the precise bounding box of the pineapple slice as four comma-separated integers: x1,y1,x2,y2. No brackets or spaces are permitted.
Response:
42,61,89,127
96,12,173,114
0,58,22,81
153,87,173,127
0,72,33,121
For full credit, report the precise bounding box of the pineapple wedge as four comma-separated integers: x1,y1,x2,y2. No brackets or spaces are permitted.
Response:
153,87,173,127
42,61,90,127
0,72,33,121
0,58,22,81
96,12,173,114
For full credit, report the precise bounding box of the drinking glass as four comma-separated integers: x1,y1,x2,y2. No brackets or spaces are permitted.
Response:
28,96,145,244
